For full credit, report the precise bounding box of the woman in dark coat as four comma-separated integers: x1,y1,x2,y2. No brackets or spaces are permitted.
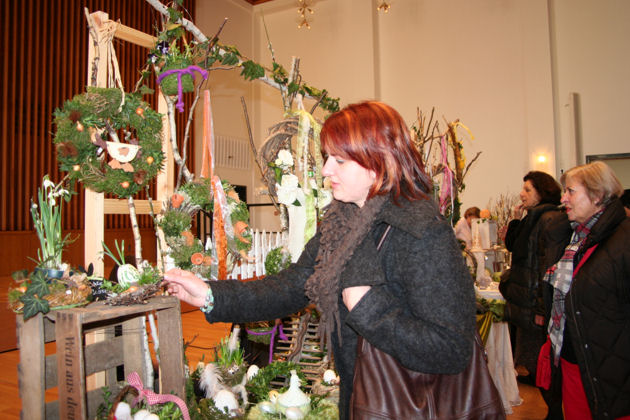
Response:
165,101,478,419
540,162,630,420
500,171,570,387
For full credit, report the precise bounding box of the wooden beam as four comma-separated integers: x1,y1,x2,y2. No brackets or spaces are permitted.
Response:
104,198,162,215
114,23,157,49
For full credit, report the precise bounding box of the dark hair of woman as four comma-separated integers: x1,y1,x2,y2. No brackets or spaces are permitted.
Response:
523,171,561,205
320,101,432,204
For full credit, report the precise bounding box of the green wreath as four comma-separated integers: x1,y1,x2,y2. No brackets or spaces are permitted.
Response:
158,178,252,280
53,87,164,197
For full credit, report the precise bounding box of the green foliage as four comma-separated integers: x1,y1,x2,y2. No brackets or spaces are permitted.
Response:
19,270,51,319
158,210,193,238
246,361,305,404
241,60,265,81
160,54,194,95
180,179,213,211
166,236,204,270
215,336,245,369
477,297,505,322
53,88,164,198
264,247,292,275
138,264,162,285
101,240,126,266
272,62,288,85
96,386,113,420
20,294,50,320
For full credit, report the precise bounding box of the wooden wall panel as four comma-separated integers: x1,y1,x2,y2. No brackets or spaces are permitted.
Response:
0,0,195,262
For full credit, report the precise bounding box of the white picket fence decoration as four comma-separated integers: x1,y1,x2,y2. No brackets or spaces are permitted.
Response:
227,229,288,280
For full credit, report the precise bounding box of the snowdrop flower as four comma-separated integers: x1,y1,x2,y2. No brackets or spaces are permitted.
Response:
42,178,55,189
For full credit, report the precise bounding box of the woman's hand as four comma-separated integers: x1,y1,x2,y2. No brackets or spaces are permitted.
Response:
164,268,209,308
342,285,371,311
512,204,524,220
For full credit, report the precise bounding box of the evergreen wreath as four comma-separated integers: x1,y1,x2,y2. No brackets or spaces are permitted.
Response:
53,87,164,197
158,178,252,280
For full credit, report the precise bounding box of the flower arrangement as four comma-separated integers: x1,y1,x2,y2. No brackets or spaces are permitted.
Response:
30,175,73,270
8,269,91,319
487,192,520,244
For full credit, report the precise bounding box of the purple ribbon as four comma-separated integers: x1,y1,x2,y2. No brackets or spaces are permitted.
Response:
246,323,288,364
157,65,208,112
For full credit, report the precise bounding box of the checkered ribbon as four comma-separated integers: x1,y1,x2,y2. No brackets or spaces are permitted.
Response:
127,371,190,420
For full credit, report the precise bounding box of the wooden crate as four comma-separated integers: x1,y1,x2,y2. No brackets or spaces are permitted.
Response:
17,296,185,420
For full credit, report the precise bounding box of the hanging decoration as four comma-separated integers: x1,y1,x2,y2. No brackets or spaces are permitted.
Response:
297,0,314,29
158,178,252,280
377,1,392,13
53,87,164,198
256,101,332,262
412,108,481,223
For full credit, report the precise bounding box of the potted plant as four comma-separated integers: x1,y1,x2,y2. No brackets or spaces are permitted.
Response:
30,174,73,278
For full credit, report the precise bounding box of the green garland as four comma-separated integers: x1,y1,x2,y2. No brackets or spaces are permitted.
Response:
53,87,164,198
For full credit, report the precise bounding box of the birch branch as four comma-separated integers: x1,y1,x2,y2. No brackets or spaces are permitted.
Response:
127,196,143,264
144,0,304,99
178,82,204,188
165,97,194,184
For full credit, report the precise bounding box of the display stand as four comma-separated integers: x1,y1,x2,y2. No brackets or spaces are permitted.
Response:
82,9,174,394
17,296,185,420
84,10,173,277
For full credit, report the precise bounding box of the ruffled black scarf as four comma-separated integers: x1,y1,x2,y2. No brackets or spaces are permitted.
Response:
304,195,389,354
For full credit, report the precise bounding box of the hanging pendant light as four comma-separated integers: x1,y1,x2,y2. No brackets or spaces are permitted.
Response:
377,1,391,13
297,0,314,29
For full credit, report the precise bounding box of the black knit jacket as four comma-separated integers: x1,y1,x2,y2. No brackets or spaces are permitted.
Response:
205,198,476,419
501,203,571,330
562,199,630,419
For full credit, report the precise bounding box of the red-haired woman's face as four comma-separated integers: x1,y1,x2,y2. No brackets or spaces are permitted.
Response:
322,155,375,207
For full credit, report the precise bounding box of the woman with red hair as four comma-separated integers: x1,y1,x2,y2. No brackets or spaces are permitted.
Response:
166,101,482,419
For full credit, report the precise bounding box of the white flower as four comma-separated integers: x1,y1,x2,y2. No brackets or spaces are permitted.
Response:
276,149,294,168
277,183,299,206
48,197,57,207
277,174,305,207
42,179,55,190
281,174,299,188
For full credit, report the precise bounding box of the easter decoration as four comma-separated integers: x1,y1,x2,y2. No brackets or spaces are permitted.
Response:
158,178,252,281
246,363,338,420
8,174,93,319
411,107,481,224
197,327,249,416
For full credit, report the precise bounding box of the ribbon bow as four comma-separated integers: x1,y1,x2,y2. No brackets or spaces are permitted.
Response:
246,321,289,364
127,371,191,420
157,65,208,112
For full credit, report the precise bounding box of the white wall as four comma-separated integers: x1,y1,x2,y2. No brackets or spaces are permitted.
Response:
199,0,630,229
550,0,630,173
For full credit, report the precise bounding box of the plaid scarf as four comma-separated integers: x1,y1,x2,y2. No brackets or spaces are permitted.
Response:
543,209,603,364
